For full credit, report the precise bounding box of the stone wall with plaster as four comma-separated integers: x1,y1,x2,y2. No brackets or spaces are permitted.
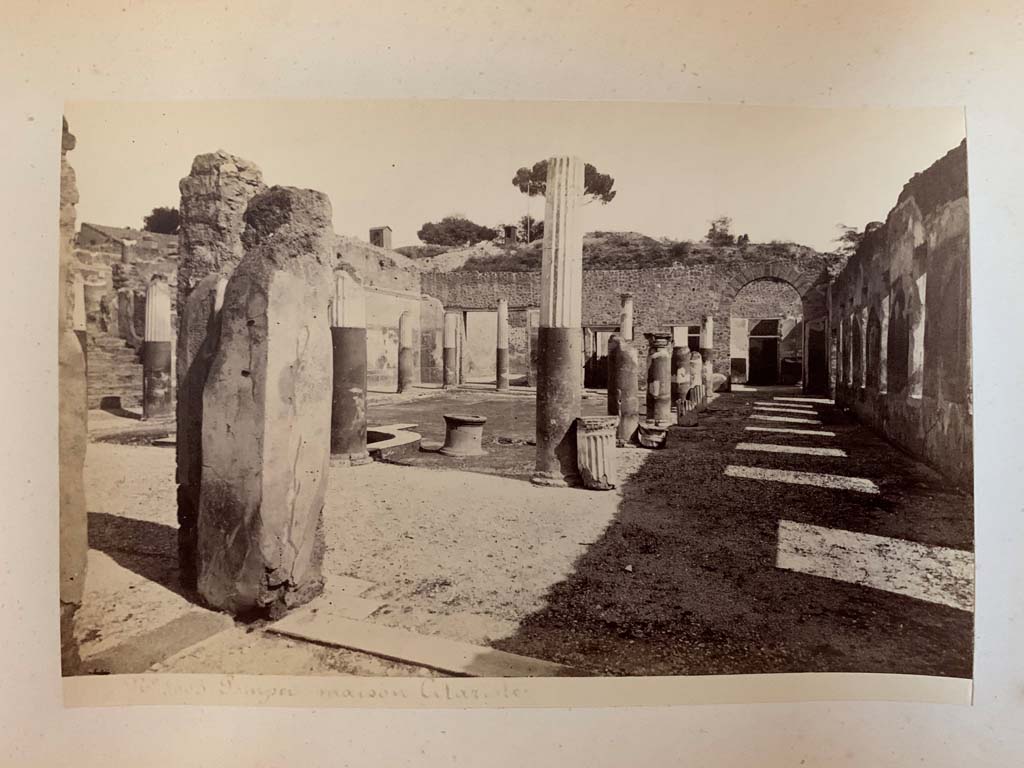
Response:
830,140,971,487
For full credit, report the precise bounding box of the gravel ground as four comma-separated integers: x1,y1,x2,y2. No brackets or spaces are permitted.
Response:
79,387,972,678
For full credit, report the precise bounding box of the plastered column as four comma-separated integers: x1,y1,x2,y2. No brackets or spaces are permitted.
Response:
142,274,173,419
443,312,460,389
331,270,370,465
700,315,715,398
646,333,672,424
496,298,510,391
397,310,415,393
533,156,584,487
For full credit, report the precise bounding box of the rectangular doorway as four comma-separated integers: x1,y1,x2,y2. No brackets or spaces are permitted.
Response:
748,336,780,385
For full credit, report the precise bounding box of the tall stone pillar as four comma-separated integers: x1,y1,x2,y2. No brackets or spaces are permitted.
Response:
607,293,635,416
533,156,584,487
142,274,173,419
176,151,264,589
645,333,672,424
443,312,460,389
397,310,415,393
700,315,715,397
614,340,639,445
331,270,370,465
496,298,510,391
197,186,334,616
671,345,689,404
58,117,88,674
620,294,634,341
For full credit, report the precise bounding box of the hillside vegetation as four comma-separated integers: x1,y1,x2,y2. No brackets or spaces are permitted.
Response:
397,232,845,273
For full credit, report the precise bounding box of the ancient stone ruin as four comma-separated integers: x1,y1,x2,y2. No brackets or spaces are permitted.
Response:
196,186,335,616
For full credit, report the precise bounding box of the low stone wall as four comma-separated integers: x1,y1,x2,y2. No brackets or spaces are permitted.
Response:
830,140,971,488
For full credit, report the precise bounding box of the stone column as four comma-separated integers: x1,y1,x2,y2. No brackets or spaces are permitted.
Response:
443,312,459,388
533,156,584,487
606,334,620,415
71,272,88,370
59,117,88,674
614,340,639,445
331,270,370,465
197,186,334,616
176,151,264,588
671,345,689,404
496,298,510,391
645,333,672,424
688,350,705,407
142,274,173,419
700,315,715,398
620,294,634,341
397,310,415,393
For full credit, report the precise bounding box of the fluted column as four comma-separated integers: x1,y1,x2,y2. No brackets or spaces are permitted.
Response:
533,156,584,487
496,298,510,391
330,270,370,465
700,315,715,399
688,350,706,408
443,312,460,389
142,274,173,419
397,310,415,393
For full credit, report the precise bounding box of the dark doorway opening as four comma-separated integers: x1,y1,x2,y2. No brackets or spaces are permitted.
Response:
748,336,780,385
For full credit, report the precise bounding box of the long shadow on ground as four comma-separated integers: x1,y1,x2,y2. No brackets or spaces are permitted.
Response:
489,392,974,678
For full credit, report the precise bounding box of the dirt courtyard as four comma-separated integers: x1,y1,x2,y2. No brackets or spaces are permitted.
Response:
77,386,973,678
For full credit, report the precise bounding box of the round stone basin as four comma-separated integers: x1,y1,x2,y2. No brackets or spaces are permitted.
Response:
440,413,488,457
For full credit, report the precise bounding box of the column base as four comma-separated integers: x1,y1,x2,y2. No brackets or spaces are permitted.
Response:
334,451,372,466
530,470,581,488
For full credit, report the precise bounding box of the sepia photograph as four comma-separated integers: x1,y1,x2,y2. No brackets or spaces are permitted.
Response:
58,99,973,692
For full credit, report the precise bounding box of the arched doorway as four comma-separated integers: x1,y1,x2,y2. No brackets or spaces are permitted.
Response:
729,278,803,386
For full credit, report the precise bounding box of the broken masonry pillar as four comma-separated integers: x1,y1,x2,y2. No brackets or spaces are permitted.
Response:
443,312,459,389
688,350,706,408
142,274,173,419
700,315,715,397
645,332,673,425
607,293,634,416
176,151,265,590
671,345,689,405
197,186,334,616
59,117,87,675
614,338,640,445
397,309,415,393
496,298,510,391
175,274,227,591
533,156,584,487
331,269,370,465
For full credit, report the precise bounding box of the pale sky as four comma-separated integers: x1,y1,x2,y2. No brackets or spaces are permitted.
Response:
64,100,965,252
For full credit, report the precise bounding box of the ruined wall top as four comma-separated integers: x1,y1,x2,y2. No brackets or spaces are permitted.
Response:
177,150,266,306
59,118,79,331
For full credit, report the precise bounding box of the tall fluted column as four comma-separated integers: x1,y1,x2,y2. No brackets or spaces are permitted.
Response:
443,312,459,389
645,333,672,424
495,298,510,391
331,270,370,465
397,310,415,393
533,156,584,487
142,274,173,419
700,315,715,398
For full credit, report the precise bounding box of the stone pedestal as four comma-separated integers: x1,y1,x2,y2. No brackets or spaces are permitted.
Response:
330,270,370,465
443,312,459,389
576,416,617,490
142,275,173,419
441,413,488,457
645,333,672,425
397,309,415,393
614,340,640,445
533,156,584,488
496,298,510,391
197,186,334,617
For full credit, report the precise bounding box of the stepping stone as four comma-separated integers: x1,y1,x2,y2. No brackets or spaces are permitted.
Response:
724,464,879,494
776,520,974,612
746,426,836,437
266,613,571,677
750,414,822,425
735,442,846,457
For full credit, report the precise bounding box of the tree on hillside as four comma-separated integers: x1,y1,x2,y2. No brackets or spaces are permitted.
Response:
143,206,180,234
705,216,736,246
511,160,617,205
519,214,544,243
417,215,497,247
834,223,864,256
